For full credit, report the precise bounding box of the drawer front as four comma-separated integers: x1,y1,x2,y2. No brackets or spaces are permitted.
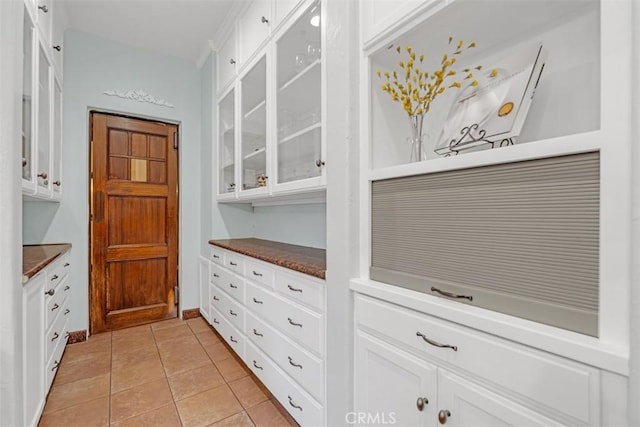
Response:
246,282,323,355
220,269,245,303
224,253,245,276
46,298,68,362
46,315,69,391
355,294,600,424
210,283,226,314
245,259,275,289
210,305,245,360
275,270,324,312
246,311,324,402
210,263,224,286
48,252,70,287
224,293,245,332
210,246,225,266
45,278,67,329
246,341,324,427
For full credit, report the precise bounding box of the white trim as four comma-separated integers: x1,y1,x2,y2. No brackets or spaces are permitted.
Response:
102,89,174,108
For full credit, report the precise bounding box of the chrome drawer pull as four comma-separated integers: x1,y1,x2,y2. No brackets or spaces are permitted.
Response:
64,285,70,291
64,309,70,315
287,285,302,293
252,270,263,277
287,318,303,328
252,297,263,304
50,275,59,281
229,261,237,266
213,296,220,301
51,332,59,341
229,283,238,289
416,332,457,352
230,336,237,343
213,273,220,278
213,318,220,324
51,303,59,311
288,396,302,411
288,356,302,369
51,360,60,371
253,360,263,370
45,289,55,296
229,310,237,316
430,287,472,302
253,329,263,337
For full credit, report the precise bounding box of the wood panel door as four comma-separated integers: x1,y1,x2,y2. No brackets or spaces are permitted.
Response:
90,113,178,333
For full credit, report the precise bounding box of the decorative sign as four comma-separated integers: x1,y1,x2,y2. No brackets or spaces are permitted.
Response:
103,89,174,108
434,43,546,156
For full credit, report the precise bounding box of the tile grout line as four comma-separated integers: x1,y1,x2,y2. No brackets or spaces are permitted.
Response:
152,323,185,427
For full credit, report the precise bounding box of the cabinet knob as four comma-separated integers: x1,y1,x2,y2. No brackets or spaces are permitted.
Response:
45,288,55,296
53,45,61,52
261,16,269,24
438,409,451,424
416,397,429,411
53,180,61,186
38,4,48,13
230,58,236,65
38,172,48,179
315,159,325,168
22,158,27,167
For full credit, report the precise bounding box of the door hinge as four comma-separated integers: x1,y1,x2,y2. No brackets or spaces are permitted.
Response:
174,285,179,304
173,132,178,150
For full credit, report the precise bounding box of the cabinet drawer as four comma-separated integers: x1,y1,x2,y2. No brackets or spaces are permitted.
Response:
210,246,225,266
276,270,324,311
210,263,224,286
246,312,324,402
355,294,600,424
46,315,68,391
223,293,245,332
210,284,226,314
245,259,275,289
224,253,245,276
246,282,324,355
220,269,245,303
210,305,245,360
45,278,67,329
46,298,67,362
246,341,323,427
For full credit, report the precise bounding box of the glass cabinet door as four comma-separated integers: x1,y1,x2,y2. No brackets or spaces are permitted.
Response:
218,89,236,195
37,43,51,193
22,9,35,187
240,55,267,192
51,78,62,196
275,1,322,185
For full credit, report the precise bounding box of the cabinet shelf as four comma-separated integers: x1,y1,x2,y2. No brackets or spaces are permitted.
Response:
244,99,266,121
279,122,321,145
279,59,320,93
244,147,266,161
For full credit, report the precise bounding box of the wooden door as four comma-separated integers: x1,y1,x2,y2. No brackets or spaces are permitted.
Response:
90,113,178,333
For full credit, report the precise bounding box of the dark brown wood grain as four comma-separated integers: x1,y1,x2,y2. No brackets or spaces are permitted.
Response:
23,244,72,281
90,113,178,333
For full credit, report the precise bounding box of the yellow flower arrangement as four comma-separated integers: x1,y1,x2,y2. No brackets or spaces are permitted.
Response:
376,38,498,117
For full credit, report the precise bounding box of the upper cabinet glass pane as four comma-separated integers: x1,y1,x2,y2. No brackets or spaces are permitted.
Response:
22,10,34,181
276,2,322,184
219,89,236,194
37,44,51,189
240,55,267,191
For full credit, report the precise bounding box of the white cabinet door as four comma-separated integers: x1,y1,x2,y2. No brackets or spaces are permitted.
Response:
217,33,237,93
50,1,64,78
51,77,62,198
355,330,436,427
23,273,45,427
273,0,301,29
199,257,210,322
437,370,563,427
36,41,52,197
217,88,236,198
35,0,52,46
238,0,270,66
22,8,37,194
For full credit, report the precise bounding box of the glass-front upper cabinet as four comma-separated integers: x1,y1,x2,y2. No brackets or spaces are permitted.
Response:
51,78,63,196
239,55,268,195
218,88,236,198
275,1,323,188
36,42,52,196
22,8,35,191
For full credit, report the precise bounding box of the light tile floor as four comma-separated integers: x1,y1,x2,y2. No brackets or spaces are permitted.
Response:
39,317,299,427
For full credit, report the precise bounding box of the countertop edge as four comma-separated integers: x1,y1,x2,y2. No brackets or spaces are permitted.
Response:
23,244,72,283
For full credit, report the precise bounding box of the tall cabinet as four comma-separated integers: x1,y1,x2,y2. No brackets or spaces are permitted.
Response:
352,0,632,425
215,0,325,204
22,0,64,202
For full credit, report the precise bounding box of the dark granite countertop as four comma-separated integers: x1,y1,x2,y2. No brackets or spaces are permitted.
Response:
23,244,72,283
209,238,326,280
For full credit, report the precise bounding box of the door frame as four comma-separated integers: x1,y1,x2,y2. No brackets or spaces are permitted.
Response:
88,109,181,333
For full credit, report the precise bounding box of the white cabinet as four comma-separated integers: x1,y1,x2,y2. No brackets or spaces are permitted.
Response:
215,0,325,204
203,245,326,425
354,292,603,426
273,0,301,29
217,32,237,94
21,2,64,201
198,257,210,322
238,0,271,67
23,249,71,427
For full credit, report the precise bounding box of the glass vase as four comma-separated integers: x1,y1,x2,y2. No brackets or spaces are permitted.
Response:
408,114,427,162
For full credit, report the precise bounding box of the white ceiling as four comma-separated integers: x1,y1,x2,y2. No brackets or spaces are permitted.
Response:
60,0,244,64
